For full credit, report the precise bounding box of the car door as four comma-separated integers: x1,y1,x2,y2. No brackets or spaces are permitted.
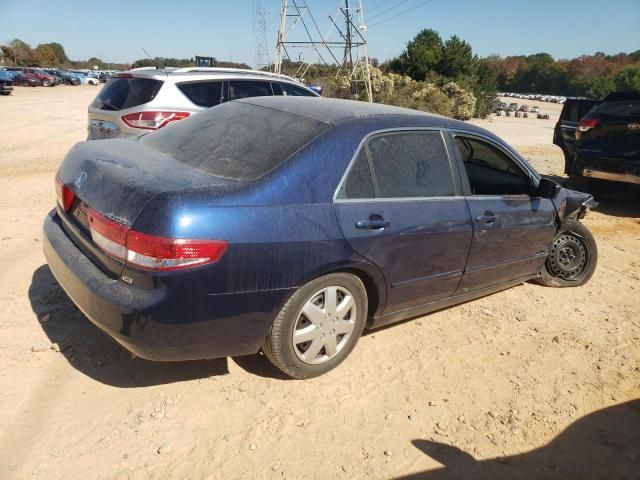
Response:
450,133,557,293
333,130,473,313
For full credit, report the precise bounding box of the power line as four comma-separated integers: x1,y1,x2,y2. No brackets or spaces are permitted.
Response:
366,0,392,13
370,0,436,27
367,0,410,22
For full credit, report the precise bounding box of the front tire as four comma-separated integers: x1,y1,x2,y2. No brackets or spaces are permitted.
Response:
536,219,597,287
263,273,367,379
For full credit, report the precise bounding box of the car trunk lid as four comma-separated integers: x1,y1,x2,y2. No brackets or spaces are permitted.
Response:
56,138,237,278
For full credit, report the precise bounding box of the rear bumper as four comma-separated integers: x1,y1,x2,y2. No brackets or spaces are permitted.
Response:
43,210,291,361
583,168,640,185
577,151,640,185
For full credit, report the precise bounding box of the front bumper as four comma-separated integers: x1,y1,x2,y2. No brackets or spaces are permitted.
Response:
43,210,290,361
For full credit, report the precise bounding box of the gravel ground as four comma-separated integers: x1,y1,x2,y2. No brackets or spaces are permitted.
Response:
0,87,638,479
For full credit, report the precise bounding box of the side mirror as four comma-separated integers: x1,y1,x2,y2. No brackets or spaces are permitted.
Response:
536,177,561,199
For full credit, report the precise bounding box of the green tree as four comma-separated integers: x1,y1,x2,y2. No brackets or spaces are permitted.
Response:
37,42,68,64
9,38,34,65
615,64,640,91
33,45,59,67
440,35,476,78
402,29,444,81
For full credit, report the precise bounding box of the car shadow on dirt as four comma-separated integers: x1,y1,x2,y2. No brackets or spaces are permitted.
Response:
28,264,233,387
398,400,640,480
545,174,640,218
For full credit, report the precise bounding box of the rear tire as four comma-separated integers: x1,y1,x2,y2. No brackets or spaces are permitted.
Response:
263,273,367,379
535,219,597,287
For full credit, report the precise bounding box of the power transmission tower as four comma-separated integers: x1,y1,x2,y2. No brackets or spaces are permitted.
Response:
254,0,272,71
273,0,372,102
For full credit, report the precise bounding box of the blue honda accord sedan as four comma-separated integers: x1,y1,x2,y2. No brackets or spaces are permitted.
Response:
44,97,598,378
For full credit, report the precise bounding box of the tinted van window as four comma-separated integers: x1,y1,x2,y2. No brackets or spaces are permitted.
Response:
141,101,330,181
177,81,223,107
91,77,163,111
366,131,454,198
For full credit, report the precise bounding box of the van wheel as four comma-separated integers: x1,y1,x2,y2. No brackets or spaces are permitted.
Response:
535,220,597,287
263,273,367,379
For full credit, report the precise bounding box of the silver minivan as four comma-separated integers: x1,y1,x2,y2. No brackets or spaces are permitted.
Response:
87,67,320,140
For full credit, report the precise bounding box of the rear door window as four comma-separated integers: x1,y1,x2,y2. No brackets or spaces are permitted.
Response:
273,82,316,97
227,80,272,101
336,150,375,199
365,131,455,198
177,80,223,107
91,77,164,111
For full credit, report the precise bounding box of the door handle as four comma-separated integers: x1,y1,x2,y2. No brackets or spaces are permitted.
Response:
476,212,498,226
356,219,390,230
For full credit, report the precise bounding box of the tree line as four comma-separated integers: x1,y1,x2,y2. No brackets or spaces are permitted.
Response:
3,31,639,119
0,38,250,71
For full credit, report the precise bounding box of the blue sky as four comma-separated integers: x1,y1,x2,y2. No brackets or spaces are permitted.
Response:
1,0,638,65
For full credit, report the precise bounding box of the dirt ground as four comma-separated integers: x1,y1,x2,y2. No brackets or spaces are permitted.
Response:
1,87,638,479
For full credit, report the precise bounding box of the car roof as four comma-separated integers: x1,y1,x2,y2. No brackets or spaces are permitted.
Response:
235,96,501,141
236,96,442,124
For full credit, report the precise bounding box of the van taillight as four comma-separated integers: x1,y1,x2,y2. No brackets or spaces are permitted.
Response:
55,176,75,212
121,111,190,130
576,118,599,139
86,207,227,271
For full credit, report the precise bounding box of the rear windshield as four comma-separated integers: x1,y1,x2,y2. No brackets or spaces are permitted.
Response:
563,100,600,122
140,101,330,181
592,100,640,118
91,77,163,111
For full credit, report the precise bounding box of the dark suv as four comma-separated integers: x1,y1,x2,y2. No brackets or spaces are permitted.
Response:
554,98,601,175
572,92,640,185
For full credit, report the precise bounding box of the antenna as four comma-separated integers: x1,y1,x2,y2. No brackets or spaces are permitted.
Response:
141,47,153,61
273,0,372,101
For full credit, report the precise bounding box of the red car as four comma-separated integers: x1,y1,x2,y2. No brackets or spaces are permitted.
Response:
12,72,42,87
5,67,54,86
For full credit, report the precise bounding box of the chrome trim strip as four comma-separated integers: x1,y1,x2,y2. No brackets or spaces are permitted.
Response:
391,269,463,289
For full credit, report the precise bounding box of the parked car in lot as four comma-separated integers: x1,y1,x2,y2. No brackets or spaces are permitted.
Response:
0,69,15,95
530,106,540,113
553,97,601,174
508,102,518,111
4,67,55,86
518,104,529,112
87,67,320,139
12,72,42,87
45,97,598,378
571,92,640,185
43,69,82,86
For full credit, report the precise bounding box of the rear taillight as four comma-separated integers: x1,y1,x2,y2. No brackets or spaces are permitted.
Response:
55,176,75,212
576,118,599,139
121,111,190,130
86,207,227,272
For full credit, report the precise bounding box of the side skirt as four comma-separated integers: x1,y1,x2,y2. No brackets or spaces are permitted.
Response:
368,274,540,329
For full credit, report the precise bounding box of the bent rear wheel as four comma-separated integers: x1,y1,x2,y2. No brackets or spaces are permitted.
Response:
263,273,367,379
536,219,597,287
